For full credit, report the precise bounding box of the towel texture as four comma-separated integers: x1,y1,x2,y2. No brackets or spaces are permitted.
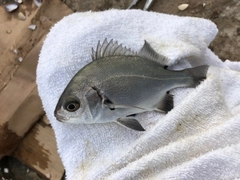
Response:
37,10,240,179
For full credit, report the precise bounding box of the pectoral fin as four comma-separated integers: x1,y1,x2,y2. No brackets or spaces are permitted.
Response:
105,102,145,111
103,97,146,111
117,118,145,131
91,86,145,111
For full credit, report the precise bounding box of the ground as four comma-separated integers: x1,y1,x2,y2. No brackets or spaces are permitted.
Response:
63,0,240,62
0,0,239,179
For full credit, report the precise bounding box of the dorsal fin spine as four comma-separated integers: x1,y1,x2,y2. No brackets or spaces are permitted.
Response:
91,39,136,61
110,41,118,55
96,41,101,58
92,48,96,60
101,39,108,57
113,44,123,55
103,39,112,57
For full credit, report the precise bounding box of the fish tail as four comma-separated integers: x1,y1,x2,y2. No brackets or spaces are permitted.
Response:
186,65,209,86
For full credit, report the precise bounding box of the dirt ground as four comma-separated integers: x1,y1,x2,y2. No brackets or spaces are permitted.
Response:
63,0,240,62
0,0,240,179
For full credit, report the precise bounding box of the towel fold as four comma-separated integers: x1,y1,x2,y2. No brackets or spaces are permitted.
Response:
37,9,240,179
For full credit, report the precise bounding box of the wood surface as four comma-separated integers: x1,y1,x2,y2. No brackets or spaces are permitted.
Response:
0,36,45,159
0,0,73,179
14,116,65,180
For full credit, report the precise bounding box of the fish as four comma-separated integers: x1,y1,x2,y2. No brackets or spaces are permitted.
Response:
54,38,208,131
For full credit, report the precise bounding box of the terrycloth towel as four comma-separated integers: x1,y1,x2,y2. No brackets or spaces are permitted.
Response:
37,10,240,180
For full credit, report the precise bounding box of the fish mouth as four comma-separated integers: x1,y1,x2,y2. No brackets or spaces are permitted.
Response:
54,114,70,122
54,107,70,122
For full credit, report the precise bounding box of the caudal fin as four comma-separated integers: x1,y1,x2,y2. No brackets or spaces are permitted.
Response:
186,65,209,87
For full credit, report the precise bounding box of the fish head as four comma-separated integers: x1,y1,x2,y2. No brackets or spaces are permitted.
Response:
54,81,104,124
54,92,85,123
54,77,95,123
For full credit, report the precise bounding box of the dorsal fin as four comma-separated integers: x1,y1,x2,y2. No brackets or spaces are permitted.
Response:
138,40,169,66
91,38,136,61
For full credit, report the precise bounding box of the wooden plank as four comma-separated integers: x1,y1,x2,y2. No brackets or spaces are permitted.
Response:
0,1,38,55
0,40,44,158
0,87,44,158
14,116,65,180
0,40,43,127
0,0,72,158
0,1,41,91
7,87,44,137
0,0,73,91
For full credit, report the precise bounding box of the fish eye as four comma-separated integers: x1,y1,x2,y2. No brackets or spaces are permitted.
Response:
64,99,80,112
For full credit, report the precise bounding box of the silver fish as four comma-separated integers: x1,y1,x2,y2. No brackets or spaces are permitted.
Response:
54,39,208,131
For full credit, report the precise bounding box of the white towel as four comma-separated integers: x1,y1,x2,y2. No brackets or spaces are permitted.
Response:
36,10,240,180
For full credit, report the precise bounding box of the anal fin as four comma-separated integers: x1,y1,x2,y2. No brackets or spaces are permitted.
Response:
157,93,174,113
117,118,145,131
